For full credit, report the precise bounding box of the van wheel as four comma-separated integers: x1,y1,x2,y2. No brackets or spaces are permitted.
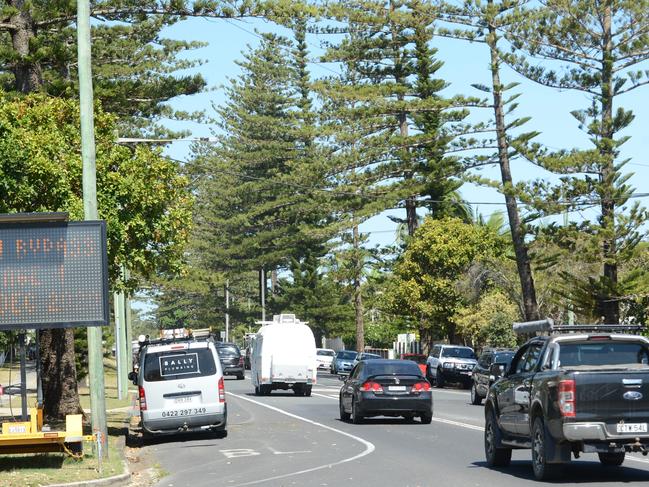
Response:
236,373,244,380
293,385,304,396
261,385,271,396
420,413,432,424
304,385,312,397
254,385,260,396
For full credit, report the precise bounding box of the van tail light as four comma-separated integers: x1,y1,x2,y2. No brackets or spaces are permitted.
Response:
411,381,431,393
238,356,244,366
558,379,576,417
218,377,226,403
138,386,147,411
360,381,383,394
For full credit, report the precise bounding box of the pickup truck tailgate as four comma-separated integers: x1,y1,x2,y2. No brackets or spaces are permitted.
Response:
575,371,649,427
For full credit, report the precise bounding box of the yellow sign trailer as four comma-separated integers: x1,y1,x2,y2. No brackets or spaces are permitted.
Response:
0,407,94,456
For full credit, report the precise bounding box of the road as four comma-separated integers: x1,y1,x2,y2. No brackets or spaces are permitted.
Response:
138,373,649,487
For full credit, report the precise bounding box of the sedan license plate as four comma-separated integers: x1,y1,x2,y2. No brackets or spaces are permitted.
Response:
616,423,647,433
388,385,406,392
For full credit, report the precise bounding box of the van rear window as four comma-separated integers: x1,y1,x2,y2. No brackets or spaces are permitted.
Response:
143,348,217,382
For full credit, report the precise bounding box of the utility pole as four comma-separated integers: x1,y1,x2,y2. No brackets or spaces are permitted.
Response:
260,269,266,322
225,280,230,342
114,293,124,400
78,0,107,451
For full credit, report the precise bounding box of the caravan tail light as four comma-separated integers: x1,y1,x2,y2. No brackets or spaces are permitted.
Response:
558,379,576,417
218,377,226,403
138,386,147,411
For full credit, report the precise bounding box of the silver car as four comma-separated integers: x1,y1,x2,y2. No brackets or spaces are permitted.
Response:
131,338,227,436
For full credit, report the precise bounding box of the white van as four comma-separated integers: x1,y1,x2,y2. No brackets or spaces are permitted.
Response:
130,337,227,436
251,314,316,396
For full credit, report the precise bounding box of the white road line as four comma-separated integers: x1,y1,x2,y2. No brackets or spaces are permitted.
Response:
227,392,375,486
312,392,339,400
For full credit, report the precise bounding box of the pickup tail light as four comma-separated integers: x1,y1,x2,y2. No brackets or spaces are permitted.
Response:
218,377,226,403
139,386,147,411
360,381,384,393
558,379,576,417
411,381,431,393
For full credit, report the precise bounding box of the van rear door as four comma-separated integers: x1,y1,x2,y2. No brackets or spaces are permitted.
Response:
142,344,221,420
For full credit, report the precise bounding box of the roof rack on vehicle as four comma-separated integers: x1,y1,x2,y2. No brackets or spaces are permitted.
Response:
513,318,644,336
136,332,211,348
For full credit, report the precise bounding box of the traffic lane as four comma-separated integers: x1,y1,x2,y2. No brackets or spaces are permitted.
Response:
254,382,649,486
152,379,369,487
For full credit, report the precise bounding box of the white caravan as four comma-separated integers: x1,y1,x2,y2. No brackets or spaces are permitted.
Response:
251,314,317,396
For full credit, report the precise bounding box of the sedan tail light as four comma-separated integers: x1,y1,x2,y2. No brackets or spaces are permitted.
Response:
360,381,384,393
138,386,147,411
558,379,576,417
411,381,431,393
218,377,226,403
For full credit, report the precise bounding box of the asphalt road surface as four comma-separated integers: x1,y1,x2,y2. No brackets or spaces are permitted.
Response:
141,372,649,487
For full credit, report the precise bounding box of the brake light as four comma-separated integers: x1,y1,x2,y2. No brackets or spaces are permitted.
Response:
558,379,576,417
360,381,383,393
138,386,147,411
170,345,186,349
588,335,610,341
218,377,226,403
238,356,244,366
411,381,431,393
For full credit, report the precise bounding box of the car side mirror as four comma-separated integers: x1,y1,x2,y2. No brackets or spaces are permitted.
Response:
128,371,138,384
489,362,507,381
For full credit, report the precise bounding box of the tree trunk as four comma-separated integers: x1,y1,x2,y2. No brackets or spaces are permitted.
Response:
599,1,619,324
486,4,540,322
9,2,43,93
39,328,83,420
352,224,364,352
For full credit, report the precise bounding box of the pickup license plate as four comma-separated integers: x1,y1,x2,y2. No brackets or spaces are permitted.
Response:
616,423,647,433
388,386,406,392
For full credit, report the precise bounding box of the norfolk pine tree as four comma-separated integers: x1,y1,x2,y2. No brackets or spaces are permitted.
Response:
503,0,649,323
439,0,541,321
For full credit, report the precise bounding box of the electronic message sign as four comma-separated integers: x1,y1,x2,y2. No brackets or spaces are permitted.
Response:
0,221,109,330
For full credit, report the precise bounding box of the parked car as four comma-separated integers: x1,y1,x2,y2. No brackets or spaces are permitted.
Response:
215,342,245,380
316,348,336,372
400,353,428,376
129,336,227,437
339,359,433,424
426,345,477,388
332,350,358,375
352,352,382,367
470,348,515,405
485,321,649,480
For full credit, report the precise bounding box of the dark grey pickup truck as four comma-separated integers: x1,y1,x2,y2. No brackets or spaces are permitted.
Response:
484,321,649,480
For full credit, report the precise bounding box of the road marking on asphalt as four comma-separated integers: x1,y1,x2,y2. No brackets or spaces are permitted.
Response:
312,392,339,400
267,446,312,455
227,392,375,486
219,449,261,459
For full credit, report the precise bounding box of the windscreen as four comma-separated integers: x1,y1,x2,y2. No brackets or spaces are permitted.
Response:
494,352,515,364
216,343,240,356
441,347,475,359
143,348,217,382
317,350,335,356
559,342,649,368
337,351,357,360
366,361,422,377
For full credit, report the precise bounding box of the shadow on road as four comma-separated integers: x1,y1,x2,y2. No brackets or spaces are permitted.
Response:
471,459,649,483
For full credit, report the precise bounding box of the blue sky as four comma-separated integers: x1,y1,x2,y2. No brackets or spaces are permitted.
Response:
158,15,649,249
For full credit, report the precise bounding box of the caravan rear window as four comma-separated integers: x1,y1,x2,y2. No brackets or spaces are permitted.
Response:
143,348,217,382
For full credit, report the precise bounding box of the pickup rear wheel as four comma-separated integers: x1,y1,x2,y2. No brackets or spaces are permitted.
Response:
484,409,512,467
598,452,625,466
435,368,445,388
531,417,562,480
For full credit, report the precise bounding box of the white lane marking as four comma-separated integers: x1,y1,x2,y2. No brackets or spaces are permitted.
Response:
312,392,339,400
267,446,312,455
227,392,375,486
433,389,470,397
220,449,261,458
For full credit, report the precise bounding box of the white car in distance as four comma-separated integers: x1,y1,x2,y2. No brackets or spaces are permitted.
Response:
316,348,336,372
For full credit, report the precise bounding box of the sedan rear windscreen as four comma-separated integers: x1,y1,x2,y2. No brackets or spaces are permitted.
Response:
366,362,422,377
144,348,217,382
559,342,649,368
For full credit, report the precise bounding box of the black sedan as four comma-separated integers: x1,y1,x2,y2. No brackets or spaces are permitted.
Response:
215,341,245,379
339,359,433,424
